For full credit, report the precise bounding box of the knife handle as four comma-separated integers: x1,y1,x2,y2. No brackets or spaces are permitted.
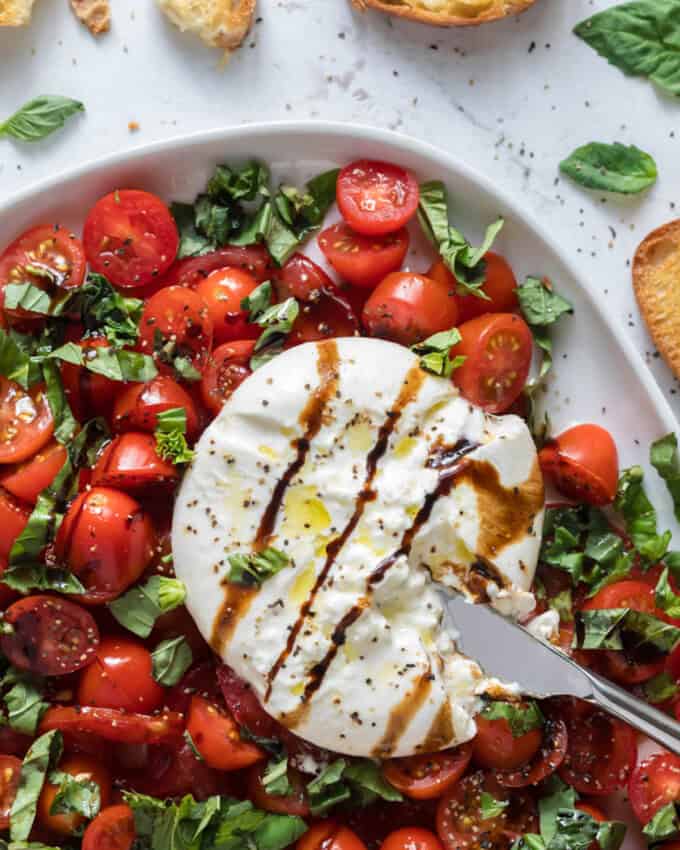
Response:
587,669,680,755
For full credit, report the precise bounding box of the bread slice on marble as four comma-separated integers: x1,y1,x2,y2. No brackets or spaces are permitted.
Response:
351,0,536,27
157,0,256,50
70,0,110,34
0,0,38,27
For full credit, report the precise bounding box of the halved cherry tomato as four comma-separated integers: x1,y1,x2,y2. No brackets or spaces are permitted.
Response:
217,664,280,739
275,253,338,302
151,604,211,662
451,313,533,414
428,253,518,323
0,225,86,319
539,425,619,507
40,705,184,744
113,374,200,440
135,739,225,800
38,754,111,837
0,378,54,464
382,744,472,800
288,291,359,346
298,821,368,850
494,718,568,788
629,753,680,824
161,245,274,288
248,762,310,816
381,828,443,850
362,272,459,347
83,190,179,288
92,432,178,490
60,335,119,422
139,286,213,376
1,595,99,676
0,486,30,561
0,727,32,758
318,223,409,289
472,711,542,771
82,804,136,850
337,160,419,236
0,440,67,504
195,267,261,345
200,340,255,415
0,755,21,830
55,487,155,604
77,636,164,713
185,695,265,771
557,699,636,795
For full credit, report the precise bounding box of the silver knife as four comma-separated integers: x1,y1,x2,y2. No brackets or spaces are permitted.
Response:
442,592,680,755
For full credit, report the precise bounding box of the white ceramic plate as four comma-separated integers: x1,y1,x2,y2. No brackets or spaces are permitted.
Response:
0,122,676,846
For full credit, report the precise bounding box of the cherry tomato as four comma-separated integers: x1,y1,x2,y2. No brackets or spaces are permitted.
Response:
55,487,155,604
428,253,518,323
185,695,265,771
381,828,443,850
362,272,459,346
40,705,184,744
0,486,30,561
195,266,261,345
382,745,472,800
451,313,533,414
557,699,636,795
494,718,568,788
0,755,21,830
337,160,419,236
0,727,32,758
217,664,280,739
151,604,211,662
0,378,54,464
298,821,368,850
113,374,200,440
77,636,164,713
92,432,178,490
82,804,136,850
0,440,67,504
1,595,99,675
473,712,542,771
248,762,310,816
629,753,680,824
83,190,179,288
318,223,409,289
60,336,119,422
576,802,606,823
288,290,359,346
136,739,225,800
200,340,255,415
0,225,86,319
539,425,619,507
38,755,111,837
275,254,338,302
161,245,274,288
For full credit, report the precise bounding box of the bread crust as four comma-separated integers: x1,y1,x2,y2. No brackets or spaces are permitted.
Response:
157,0,255,50
633,219,680,380
351,0,536,27
70,0,110,34
0,0,37,27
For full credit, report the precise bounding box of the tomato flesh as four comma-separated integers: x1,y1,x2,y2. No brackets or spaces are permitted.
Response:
113,374,200,440
92,432,179,490
0,440,67,504
337,160,419,236
82,804,136,850
629,753,680,824
318,223,409,289
200,340,255,415
539,424,618,507
428,253,518,323
472,715,542,771
382,745,472,800
0,754,21,830
0,378,54,464
186,695,265,771
195,266,261,345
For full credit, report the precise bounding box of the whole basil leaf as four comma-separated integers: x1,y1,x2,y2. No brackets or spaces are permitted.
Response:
0,96,84,142
108,575,186,638
560,142,657,195
151,636,193,687
10,731,63,841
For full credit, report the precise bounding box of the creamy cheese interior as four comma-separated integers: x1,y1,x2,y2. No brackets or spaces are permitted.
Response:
172,338,544,758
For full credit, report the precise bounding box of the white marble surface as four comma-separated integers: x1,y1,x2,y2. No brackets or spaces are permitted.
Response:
1,0,679,416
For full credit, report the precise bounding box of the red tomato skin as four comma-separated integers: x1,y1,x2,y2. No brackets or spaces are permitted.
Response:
217,664,280,739
127,739,227,800
55,487,155,604
113,375,200,440
38,755,111,837
275,253,337,302
629,753,680,824
539,424,619,507
362,272,459,346
494,718,568,788
0,754,22,830
0,486,30,561
78,636,164,713
428,253,518,323
161,246,274,289
382,745,473,801
0,378,55,465
92,432,179,491
0,441,67,504
83,190,179,288
82,804,136,850
287,291,359,347
472,716,542,771
380,828,444,850
200,340,255,416
248,762,310,816
337,160,420,236
186,695,265,771
195,267,261,345
298,821,368,850
39,705,184,745
60,336,119,422
318,223,410,289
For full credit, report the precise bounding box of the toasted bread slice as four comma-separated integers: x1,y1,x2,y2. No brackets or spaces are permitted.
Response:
157,0,255,50
351,0,536,27
70,0,110,34
633,219,680,379
0,0,37,26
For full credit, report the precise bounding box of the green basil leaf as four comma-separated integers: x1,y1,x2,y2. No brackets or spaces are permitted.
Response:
548,588,573,623
595,821,627,850
3,284,52,315
480,700,544,737
512,837,546,850
576,608,680,652
41,361,78,445
10,730,63,841
643,671,679,704
85,347,157,382
252,813,308,850
656,566,680,617
108,576,187,638
171,202,214,258
538,777,578,844
241,281,273,321
615,466,671,562
57,274,144,348
2,671,49,736
194,195,233,246
0,96,84,142
44,342,85,366
48,770,100,820
151,636,193,687
651,432,680,521
226,547,291,587
250,298,300,371
155,407,194,465
548,810,601,850
184,729,204,762
480,791,509,820
517,277,573,327
343,759,403,803
262,755,293,797
411,329,464,378
559,142,657,194
643,801,680,843
574,1,680,98
0,330,40,389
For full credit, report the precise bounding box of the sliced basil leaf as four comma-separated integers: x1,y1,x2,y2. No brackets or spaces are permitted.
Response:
10,730,62,841
480,700,544,738
560,142,657,195
651,432,680,522
655,566,680,618
411,329,464,378
538,777,578,844
151,636,193,687
241,281,273,321
643,801,680,843
644,671,679,704
171,202,213,258
85,347,157,382
0,96,84,142
226,547,291,587
343,759,403,803
548,588,573,623
512,837,546,850
155,407,194,465
3,284,52,315
1,566,85,596
208,161,271,202
48,770,100,819
307,759,350,816
480,791,509,819
184,729,204,762
262,755,293,797
2,670,49,736
576,608,680,653
108,575,187,638
0,329,40,389
41,361,78,445
57,274,144,348
517,277,573,328
615,466,671,562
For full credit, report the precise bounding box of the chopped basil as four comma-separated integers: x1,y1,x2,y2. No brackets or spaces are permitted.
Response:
574,1,680,98
3,284,52,315
307,759,351,816
2,669,49,736
262,755,293,797
651,432,680,521
84,346,157,382
548,588,573,624
226,548,291,587
655,566,680,618
151,636,193,687
171,202,213,257
559,143,657,195
184,730,204,762
480,700,544,738
538,778,578,844
0,96,84,142
615,466,672,562
411,329,465,377
643,801,680,843
517,276,573,384
480,792,509,820
48,770,100,820
575,608,680,653
342,760,402,804
241,281,274,319
155,407,194,465
57,274,144,348
1,566,85,596
10,730,63,842
417,180,503,296
108,575,187,638
41,360,78,444
644,671,679,704
0,329,41,389
250,297,300,371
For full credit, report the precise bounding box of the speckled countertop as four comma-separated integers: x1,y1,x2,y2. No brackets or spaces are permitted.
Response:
1,0,679,417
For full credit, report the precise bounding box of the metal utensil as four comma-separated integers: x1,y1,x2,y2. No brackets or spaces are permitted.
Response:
443,592,680,755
